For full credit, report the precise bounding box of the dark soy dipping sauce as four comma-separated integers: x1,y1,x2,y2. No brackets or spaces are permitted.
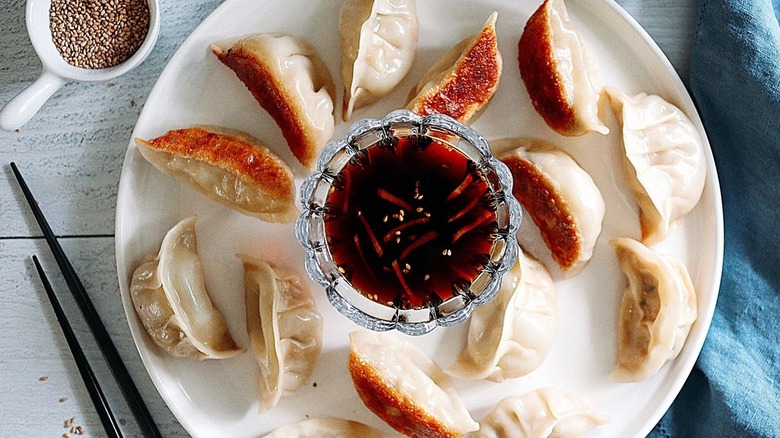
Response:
324,135,498,309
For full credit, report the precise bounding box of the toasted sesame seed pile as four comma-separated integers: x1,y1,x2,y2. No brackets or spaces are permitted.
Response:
50,0,150,69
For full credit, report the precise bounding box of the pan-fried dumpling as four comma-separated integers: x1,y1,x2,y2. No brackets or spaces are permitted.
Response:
606,88,706,244
212,34,335,169
496,138,605,274
406,12,501,124
263,417,386,438
518,0,609,136
130,216,243,360
349,330,479,437
476,387,609,438
135,126,298,223
447,249,558,382
611,238,697,382
339,0,418,120
239,254,324,412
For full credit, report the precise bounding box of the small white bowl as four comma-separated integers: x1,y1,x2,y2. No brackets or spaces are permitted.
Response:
0,0,160,131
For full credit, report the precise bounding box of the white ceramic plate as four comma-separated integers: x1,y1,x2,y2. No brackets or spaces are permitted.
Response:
115,0,723,436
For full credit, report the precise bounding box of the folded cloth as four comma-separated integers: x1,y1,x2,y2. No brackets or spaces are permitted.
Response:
650,0,780,436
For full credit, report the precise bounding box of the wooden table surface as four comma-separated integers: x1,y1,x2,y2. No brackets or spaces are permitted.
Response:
0,0,700,436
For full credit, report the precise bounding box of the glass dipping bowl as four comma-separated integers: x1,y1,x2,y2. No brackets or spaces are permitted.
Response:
296,110,521,335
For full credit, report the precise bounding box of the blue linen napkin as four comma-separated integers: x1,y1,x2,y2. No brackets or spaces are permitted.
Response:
650,0,780,436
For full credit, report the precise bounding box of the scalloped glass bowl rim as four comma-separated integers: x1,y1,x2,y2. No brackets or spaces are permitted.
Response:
295,110,522,335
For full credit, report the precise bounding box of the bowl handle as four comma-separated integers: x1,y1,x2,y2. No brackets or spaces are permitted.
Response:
0,70,66,132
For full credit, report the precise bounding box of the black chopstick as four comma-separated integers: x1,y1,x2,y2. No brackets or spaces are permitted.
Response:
32,256,124,438
10,163,162,438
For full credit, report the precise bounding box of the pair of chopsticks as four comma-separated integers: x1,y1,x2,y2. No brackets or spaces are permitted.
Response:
11,163,162,438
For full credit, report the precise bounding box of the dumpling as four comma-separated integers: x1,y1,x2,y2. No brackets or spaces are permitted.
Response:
447,249,558,382
606,88,707,244
406,12,501,124
349,330,478,437
212,34,335,169
239,254,324,412
611,237,697,382
518,0,609,136
129,216,243,360
476,387,609,438
496,138,605,274
135,126,298,223
263,417,386,438
339,0,418,120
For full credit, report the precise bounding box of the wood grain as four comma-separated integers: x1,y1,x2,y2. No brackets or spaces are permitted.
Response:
616,0,699,79
0,237,189,437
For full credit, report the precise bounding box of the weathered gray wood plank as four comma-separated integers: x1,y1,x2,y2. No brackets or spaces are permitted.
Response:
0,237,189,437
615,0,700,80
